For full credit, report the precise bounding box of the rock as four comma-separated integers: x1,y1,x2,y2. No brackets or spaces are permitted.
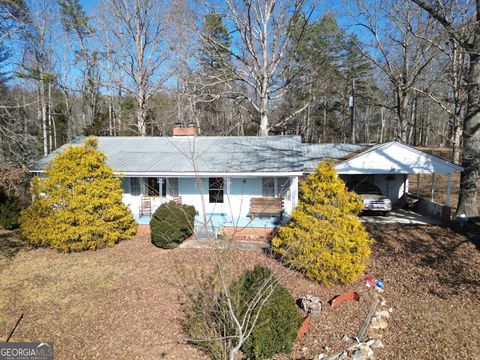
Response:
338,351,348,360
366,339,376,346
375,310,390,319
318,354,326,360
341,335,350,342
351,349,368,360
301,295,323,317
370,339,384,349
358,344,374,355
370,317,388,330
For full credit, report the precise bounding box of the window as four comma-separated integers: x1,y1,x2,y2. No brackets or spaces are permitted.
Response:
130,177,141,196
262,177,275,197
167,178,179,197
209,177,224,203
262,177,291,199
278,177,291,200
147,177,160,196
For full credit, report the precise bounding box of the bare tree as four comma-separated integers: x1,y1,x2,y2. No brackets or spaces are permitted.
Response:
411,0,479,217
97,0,169,136
351,0,439,142
199,0,312,135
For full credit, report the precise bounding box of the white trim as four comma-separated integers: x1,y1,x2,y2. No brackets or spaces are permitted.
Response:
338,141,462,173
112,171,303,177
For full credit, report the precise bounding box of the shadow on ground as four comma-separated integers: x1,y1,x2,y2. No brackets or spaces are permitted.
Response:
0,230,27,264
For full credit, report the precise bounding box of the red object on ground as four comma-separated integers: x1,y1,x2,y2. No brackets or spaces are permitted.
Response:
364,276,376,287
329,291,361,307
296,315,312,342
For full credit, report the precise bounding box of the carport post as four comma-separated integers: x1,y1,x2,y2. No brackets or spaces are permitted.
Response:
431,173,435,202
447,173,452,207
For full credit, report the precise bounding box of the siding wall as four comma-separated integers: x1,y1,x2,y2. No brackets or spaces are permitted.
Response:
122,176,298,218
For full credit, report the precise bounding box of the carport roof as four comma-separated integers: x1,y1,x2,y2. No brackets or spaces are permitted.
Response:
334,141,462,174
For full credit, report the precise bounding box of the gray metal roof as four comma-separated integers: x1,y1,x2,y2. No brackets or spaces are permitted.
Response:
31,136,306,174
302,143,369,172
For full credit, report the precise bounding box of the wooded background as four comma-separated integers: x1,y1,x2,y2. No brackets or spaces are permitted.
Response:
0,0,478,216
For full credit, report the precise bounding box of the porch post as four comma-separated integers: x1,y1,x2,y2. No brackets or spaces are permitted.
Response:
447,173,452,207
431,173,435,202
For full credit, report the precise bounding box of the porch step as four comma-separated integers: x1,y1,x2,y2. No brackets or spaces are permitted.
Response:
194,226,218,240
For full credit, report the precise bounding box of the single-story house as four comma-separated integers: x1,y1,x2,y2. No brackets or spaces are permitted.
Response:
31,127,462,237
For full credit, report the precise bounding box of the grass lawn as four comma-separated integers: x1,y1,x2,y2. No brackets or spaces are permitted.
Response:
0,225,479,360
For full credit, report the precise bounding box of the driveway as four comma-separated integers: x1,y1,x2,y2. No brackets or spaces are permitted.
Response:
360,209,443,225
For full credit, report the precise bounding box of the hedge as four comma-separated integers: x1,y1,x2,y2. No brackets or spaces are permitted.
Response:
150,202,196,248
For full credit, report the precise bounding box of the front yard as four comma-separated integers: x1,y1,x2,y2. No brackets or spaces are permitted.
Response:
0,225,479,359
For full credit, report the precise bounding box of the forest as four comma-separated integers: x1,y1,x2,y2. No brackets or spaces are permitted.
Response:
0,0,478,216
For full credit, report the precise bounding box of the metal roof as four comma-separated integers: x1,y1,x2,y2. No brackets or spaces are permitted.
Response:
31,137,462,175
302,143,369,172
31,136,305,174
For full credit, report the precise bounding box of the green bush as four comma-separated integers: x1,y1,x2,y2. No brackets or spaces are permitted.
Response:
0,189,21,230
150,202,196,248
230,266,302,359
186,266,302,360
20,138,136,251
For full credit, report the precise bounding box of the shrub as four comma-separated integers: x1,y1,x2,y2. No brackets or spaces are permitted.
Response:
150,202,196,248
20,137,136,251
230,265,303,359
0,189,21,230
272,161,373,285
186,266,302,360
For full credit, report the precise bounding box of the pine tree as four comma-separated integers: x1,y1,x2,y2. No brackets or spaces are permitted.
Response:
272,161,373,285
20,138,136,251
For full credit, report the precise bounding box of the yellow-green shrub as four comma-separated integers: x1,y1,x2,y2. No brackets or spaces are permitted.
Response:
20,137,136,251
272,161,373,285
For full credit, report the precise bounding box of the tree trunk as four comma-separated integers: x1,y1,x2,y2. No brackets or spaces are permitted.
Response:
457,26,480,217
137,96,147,136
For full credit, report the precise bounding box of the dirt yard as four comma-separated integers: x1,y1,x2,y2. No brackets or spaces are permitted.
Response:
0,225,479,360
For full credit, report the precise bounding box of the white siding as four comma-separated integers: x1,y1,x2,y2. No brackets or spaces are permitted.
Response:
120,175,299,219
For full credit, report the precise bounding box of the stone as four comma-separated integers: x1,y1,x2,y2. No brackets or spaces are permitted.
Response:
301,295,323,317
357,344,374,358
366,339,376,346
342,335,350,342
370,339,384,349
338,351,348,360
375,310,390,319
351,349,368,360
370,317,388,330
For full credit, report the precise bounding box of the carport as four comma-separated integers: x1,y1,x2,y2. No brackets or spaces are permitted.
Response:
334,142,463,221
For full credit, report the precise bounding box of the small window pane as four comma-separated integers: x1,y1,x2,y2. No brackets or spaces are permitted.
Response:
209,177,224,203
262,177,275,197
130,178,141,196
167,178,179,197
147,177,160,196
278,177,291,199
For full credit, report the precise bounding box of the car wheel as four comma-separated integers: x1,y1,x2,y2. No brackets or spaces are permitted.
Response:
383,211,390,217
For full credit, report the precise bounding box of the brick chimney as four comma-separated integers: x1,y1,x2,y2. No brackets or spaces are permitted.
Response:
172,123,197,136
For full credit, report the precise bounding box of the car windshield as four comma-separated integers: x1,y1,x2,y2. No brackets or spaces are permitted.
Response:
349,183,383,195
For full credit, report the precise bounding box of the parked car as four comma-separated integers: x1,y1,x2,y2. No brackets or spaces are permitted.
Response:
347,182,392,216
